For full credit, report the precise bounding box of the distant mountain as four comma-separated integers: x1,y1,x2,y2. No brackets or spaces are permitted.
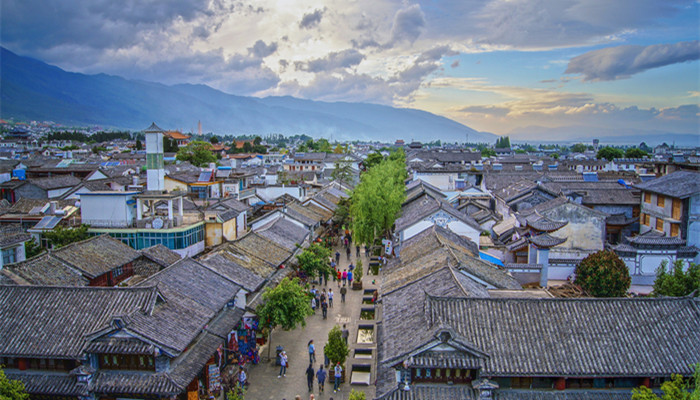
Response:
509,125,700,147
0,47,496,143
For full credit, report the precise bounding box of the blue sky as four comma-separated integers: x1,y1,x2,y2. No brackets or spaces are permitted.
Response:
1,0,698,141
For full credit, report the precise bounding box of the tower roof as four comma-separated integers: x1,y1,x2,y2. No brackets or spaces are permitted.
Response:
144,122,164,133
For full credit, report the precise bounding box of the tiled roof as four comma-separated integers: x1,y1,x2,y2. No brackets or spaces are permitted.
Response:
0,224,31,247
198,253,265,292
0,252,88,286
496,390,635,399
425,296,700,377
634,171,700,199
529,233,567,248
5,371,87,396
30,175,82,190
140,244,182,267
90,371,181,395
0,285,158,358
525,214,568,232
52,235,142,279
395,194,480,233
255,217,309,251
626,231,686,246
376,385,476,400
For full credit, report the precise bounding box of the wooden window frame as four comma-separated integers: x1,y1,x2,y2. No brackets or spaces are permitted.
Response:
657,195,665,208
644,192,651,203
655,218,664,232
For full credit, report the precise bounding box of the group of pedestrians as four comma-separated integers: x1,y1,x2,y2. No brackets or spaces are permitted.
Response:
309,286,332,319
305,361,343,394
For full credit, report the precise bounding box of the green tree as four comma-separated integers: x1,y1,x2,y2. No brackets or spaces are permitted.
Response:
253,136,262,146
495,136,511,148
316,138,332,153
0,368,29,400
256,277,313,358
226,385,246,400
176,140,217,166
351,156,406,246
297,244,332,279
653,261,700,297
570,143,588,153
332,156,355,187
324,325,349,366
362,151,384,170
163,137,179,153
349,389,367,400
625,148,648,158
632,365,699,400
333,198,350,227
135,139,143,150
481,148,496,158
333,144,344,154
596,146,624,161
242,142,253,153
24,238,43,259
574,250,631,297
210,136,219,144
43,225,90,249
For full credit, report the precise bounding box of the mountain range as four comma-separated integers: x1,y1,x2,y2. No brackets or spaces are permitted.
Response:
0,47,496,143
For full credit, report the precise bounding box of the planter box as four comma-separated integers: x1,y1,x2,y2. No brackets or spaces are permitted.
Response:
351,281,363,290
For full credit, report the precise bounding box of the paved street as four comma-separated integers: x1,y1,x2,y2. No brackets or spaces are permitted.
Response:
245,242,378,400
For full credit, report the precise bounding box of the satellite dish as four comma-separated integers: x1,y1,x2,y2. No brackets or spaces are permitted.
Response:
152,218,164,229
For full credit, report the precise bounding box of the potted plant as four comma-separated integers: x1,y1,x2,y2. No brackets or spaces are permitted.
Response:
352,259,363,290
324,325,349,383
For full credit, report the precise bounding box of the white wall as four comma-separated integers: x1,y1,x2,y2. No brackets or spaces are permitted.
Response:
48,187,73,198
80,194,134,227
413,173,456,191
255,186,304,201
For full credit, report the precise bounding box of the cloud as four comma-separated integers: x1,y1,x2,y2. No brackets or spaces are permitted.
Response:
295,49,365,72
248,40,278,58
299,8,325,29
389,5,426,45
565,40,700,81
451,60,460,68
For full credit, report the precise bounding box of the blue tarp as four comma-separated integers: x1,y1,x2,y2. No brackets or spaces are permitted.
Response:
479,252,504,267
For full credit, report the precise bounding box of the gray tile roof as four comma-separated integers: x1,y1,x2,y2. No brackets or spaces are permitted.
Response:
30,175,82,190
140,244,182,267
52,234,142,279
90,371,181,396
496,390,634,399
0,252,89,286
396,194,481,233
634,171,700,199
424,296,700,377
626,230,686,246
5,371,87,396
529,232,567,248
0,285,158,358
255,217,309,251
198,253,265,292
0,224,31,247
376,385,477,399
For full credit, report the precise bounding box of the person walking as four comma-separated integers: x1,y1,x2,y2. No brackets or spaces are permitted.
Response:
316,365,327,393
333,362,342,393
238,368,247,388
311,296,317,314
306,363,315,391
321,299,328,319
323,269,329,286
318,272,323,286
328,289,334,308
356,245,360,258
342,270,347,286
321,289,327,303
341,325,349,345
346,246,351,260
347,270,353,287
308,340,316,363
279,351,288,378
340,286,347,303
335,251,340,264
336,269,342,288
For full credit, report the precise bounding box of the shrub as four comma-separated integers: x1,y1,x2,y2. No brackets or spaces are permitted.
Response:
574,250,630,297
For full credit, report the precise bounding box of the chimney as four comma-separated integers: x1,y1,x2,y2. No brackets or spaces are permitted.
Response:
132,175,139,186
49,201,57,214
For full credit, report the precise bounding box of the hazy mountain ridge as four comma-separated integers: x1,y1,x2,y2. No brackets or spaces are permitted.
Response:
0,47,497,142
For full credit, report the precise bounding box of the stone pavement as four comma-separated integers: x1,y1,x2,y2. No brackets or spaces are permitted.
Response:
245,242,378,400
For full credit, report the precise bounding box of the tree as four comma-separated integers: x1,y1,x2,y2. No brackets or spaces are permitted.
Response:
226,385,246,400
332,157,354,187
349,389,367,400
210,136,219,144
574,250,631,297
176,140,217,166
0,368,29,400
632,364,699,400
333,144,344,154
481,148,496,158
135,139,143,150
570,143,588,153
596,146,624,161
653,260,700,297
324,325,349,366
253,136,262,146
495,136,511,148
163,137,179,153
256,277,313,358
351,156,406,246
362,151,384,171
297,244,332,279
625,147,648,158
24,238,43,259
242,142,253,153
316,138,332,153
43,225,90,249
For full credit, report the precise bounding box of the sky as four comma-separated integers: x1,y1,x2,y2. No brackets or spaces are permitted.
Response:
1,0,699,141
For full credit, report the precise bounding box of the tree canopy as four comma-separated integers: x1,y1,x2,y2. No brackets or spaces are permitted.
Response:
351,150,406,246
256,277,313,331
324,325,349,365
653,260,699,297
574,250,630,297
176,140,217,166
43,225,90,249
632,364,699,400
596,146,624,161
570,143,588,153
332,156,355,187
0,368,29,400
297,244,332,279
495,136,511,148
625,147,648,158
362,151,384,170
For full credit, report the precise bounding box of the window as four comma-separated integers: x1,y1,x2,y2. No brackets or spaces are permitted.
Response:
672,199,681,219
656,218,664,232
657,195,665,207
671,224,680,237
644,192,651,203
2,247,17,265
642,213,650,226
99,354,155,371
113,266,123,277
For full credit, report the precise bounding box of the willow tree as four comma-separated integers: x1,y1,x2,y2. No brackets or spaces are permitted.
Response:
351,153,406,246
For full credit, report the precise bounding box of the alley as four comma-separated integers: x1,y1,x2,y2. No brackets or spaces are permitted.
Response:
245,241,378,400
